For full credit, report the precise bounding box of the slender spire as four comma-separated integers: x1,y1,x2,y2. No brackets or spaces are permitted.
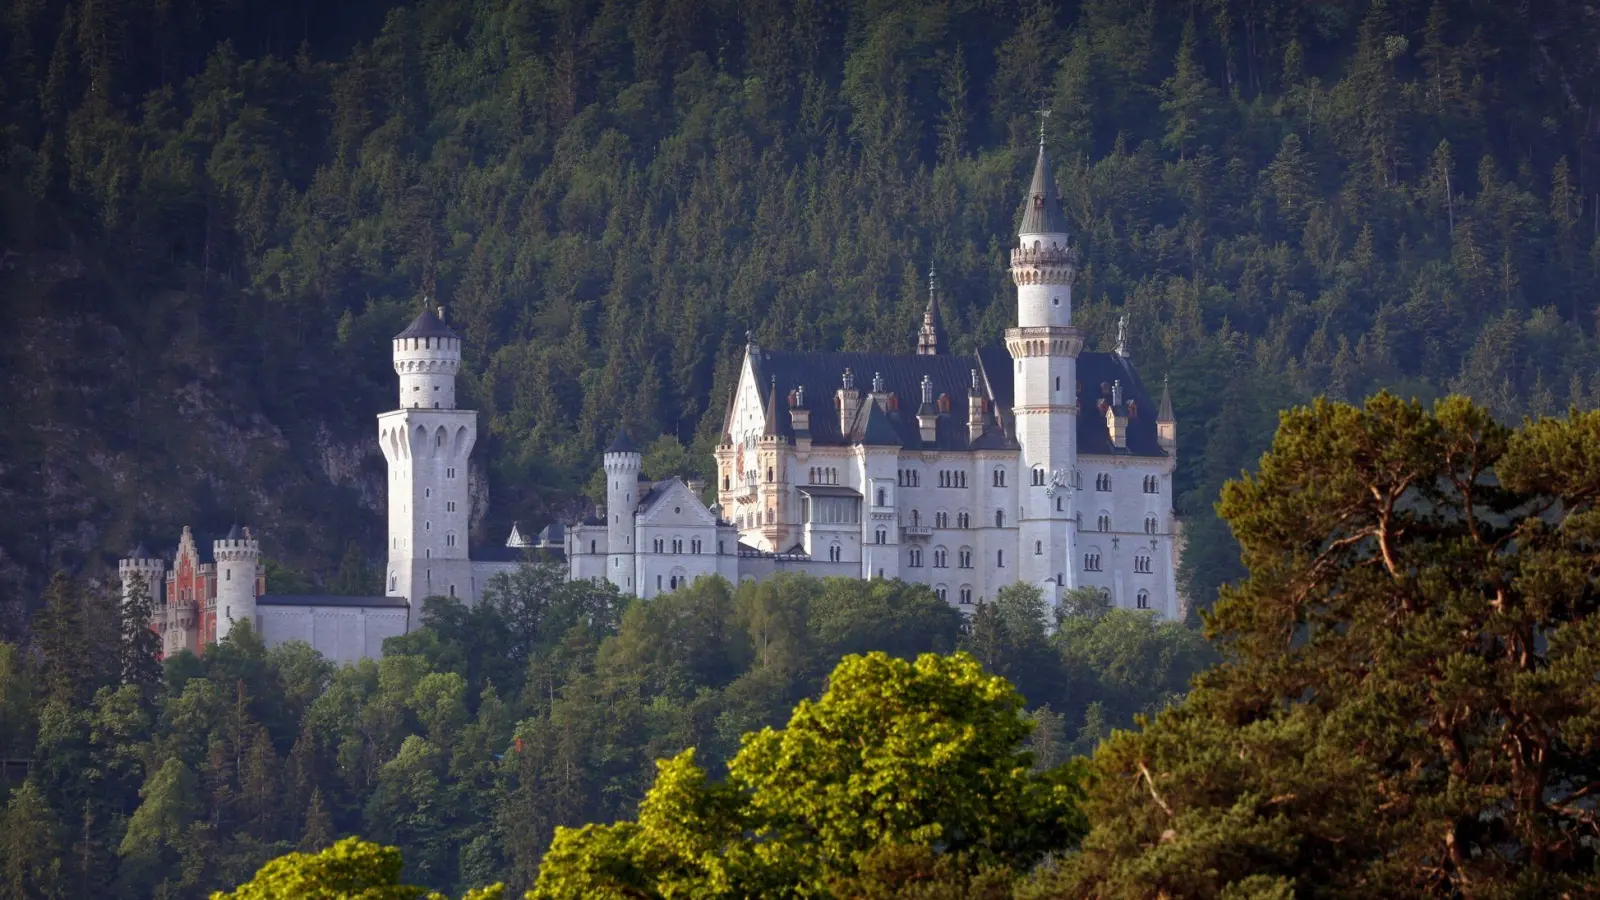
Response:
1157,374,1175,423
1018,140,1069,237
917,260,944,355
763,376,780,437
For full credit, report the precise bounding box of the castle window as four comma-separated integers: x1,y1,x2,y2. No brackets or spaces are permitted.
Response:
673,539,683,553
767,467,774,482
226,570,231,581
959,548,972,568
692,539,702,554
829,543,841,562
1035,540,1042,555
935,511,948,528
425,488,431,498
957,511,970,529
657,575,663,590
1084,552,1102,571
1144,475,1159,493
936,585,948,602
1096,473,1111,491
425,521,431,531
590,540,596,554
908,548,922,567
654,538,663,553
1056,497,1064,511
390,574,397,591
934,547,948,568
449,584,456,597
1052,297,1061,307
1137,590,1150,610
995,509,1005,528
994,467,1006,487
996,550,1004,567
1098,514,1111,532
911,509,921,526
960,586,973,605
1135,554,1152,574
876,488,887,507
1145,515,1158,534
725,475,732,489
447,468,456,479
875,527,888,545
1055,376,1061,391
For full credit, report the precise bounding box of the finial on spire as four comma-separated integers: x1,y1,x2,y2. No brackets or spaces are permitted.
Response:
1037,108,1051,146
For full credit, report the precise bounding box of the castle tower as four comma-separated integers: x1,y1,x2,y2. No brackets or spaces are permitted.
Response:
603,427,642,592
1156,375,1177,453
213,525,260,641
119,544,166,646
379,305,477,607
756,377,791,550
1007,136,1083,596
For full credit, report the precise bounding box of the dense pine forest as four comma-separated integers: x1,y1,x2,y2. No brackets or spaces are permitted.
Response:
2,0,1597,618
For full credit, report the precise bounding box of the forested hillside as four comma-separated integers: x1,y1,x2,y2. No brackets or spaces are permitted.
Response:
2,0,1598,618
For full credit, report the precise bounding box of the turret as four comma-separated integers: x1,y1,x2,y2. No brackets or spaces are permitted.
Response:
393,305,462,410
917,263,944,355
1104,380,1129,450
119,544,166,617
1157,375,1177,453
1012,138,1078,329
603,427,642,592
213,525,261,642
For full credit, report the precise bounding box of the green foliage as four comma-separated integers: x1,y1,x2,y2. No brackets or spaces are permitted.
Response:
1048,394,1600,895
532,652,1086,898
208,836,504,900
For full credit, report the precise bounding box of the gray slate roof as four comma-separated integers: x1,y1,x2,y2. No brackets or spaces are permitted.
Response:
1018,142,1070,236
751,347,1167,458
606,427,638,454
395,307,459,340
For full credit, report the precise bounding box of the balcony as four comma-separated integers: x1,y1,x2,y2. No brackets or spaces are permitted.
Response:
901,525,933,539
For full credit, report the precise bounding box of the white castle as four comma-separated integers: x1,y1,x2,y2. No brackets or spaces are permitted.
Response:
121,138,1182,668
557,139,1180,616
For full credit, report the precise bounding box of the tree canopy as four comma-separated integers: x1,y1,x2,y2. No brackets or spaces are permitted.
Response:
1047,394,1600,896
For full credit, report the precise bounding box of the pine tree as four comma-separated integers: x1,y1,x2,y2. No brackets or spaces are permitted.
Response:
0,780,64,900
298,789,334,853
118,572,162,690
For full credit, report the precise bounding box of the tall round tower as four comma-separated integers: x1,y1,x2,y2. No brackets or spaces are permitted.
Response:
1008,135,1083,599
213,525,261,641
603,428,641,593
119,544,166,643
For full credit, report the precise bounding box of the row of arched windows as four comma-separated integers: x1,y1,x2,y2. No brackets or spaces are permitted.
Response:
939,470,968,488
809,467,839,484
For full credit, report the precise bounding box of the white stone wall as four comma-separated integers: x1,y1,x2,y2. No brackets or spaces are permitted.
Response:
1076,455,1177,617
213,539,259,642
258,605,410,666
379,406,477,607
634,480,724,598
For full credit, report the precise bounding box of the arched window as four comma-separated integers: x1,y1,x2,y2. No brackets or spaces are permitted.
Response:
829,543,842,562
725,474,732,489
1136,589,1151,610
935,510,949,528
997,549,1005,567
958,548,972,568
957,511,970,529
995,509,1005,528
767,467,774,482
1034,540,1042,555
875,527,888,545
1135,554,1152,574
1098,513,1111,532
908,547,922,567
1096,473,1111,491
1056,496,1064,511
959,586,974,605
994,467,1006,487
911,509,921,526
389,573,397,591
877,488,887,507
1083,551,1102,571
935,585,948,602
934,546,948,568
590,540,596,554
1145,515,1158,534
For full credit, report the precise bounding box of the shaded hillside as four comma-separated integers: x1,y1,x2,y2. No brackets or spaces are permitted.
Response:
1,0,1598,622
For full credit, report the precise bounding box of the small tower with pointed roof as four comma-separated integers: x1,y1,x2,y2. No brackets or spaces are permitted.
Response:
604,427,642,592
756,377,793,550
379,301,477,607
1156,375,1177,453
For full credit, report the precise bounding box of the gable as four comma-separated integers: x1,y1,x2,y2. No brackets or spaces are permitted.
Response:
637,479,719,528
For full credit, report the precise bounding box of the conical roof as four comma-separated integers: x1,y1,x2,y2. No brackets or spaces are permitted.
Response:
763,378,781,437
130,543,152,560
606,427,638,454
225,523,242,540
1157,376,1175,422
1018,142,1069,236
395,306,459,340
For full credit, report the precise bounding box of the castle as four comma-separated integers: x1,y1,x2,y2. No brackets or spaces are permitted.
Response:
563,138,1180,616
121,137,1181,665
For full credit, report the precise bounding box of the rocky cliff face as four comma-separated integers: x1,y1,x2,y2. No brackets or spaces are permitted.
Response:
0,258,389,634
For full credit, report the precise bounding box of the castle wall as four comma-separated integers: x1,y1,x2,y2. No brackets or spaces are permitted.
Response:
258,604,410,666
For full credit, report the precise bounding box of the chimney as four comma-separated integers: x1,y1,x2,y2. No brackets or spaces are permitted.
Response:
790,385,812,451
1106,379,1129,449
967,368,985,443
917,375,938,444
686,477,706,497
837,368,859,434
